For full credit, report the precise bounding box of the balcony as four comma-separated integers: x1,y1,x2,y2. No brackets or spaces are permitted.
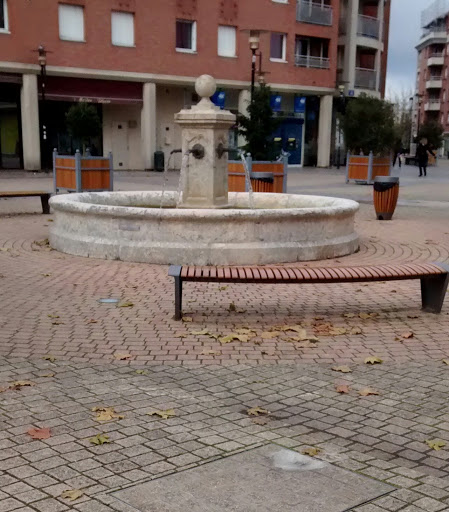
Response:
427,53,444,66
357,14,380,39
417,30,446,51
295,54,330,69
426,76,443,89
424,99,441,111
355,68,377,90
297,1,333,26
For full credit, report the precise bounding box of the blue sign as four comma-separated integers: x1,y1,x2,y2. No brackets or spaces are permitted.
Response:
270,94,282,112
294,96,306,113
211,90,226,109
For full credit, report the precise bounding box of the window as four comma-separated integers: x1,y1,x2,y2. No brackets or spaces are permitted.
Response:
295,37,330,69
0,0,8,31
176,20,196,52
217,26,236,57
270,33,286,61
58,4,85,42
111,11,134,47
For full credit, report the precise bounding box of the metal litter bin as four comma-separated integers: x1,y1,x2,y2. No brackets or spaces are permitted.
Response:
154,151,165,172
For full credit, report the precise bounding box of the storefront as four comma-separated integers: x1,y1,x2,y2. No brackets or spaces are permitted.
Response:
0,75,22,169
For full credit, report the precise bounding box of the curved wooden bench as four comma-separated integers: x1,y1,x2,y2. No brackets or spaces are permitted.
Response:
0,191,51,214
168,263,449,320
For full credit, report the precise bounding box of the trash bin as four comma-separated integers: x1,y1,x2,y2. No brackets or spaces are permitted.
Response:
154,151,165,172
373,176,399,221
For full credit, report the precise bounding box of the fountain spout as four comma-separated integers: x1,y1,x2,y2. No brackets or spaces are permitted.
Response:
216,143,231,159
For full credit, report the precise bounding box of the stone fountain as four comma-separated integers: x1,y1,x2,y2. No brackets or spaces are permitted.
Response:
49,75,359,265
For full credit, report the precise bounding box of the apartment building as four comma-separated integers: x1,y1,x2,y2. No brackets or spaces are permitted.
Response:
0,0,390,171
415,0,449,151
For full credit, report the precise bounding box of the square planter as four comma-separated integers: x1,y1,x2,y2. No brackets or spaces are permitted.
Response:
228,155,288,193
346,152,391,185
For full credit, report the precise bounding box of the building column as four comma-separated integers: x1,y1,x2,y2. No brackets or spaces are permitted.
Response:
237,89,251,148
317,95,333,168
20,74,41,170
343,0,359,94
375,0,384,92
141,82,157,170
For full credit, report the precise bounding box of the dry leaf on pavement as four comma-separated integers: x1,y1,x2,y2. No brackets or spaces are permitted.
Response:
27,427,51,440
89,433,111,445
192,329,212,335
343,313,356,318
41,373,55,378
401,332,414,339
247,406,270,416
118,301,134,308
364,356,383,365
261,331,281,339
61,489,84,502
359,313,378,320
358,388,380,397
426,439,446,451
336,384,350,394
42,355,56,363
443,360,449,365
92,407,124,422
332,366,352,373
302,447,321,457
182,316,193,323
350,327,363,335
47,314,60,319
135,370,148,375
9,381,35,390
147,409,176,420
114,353,132,360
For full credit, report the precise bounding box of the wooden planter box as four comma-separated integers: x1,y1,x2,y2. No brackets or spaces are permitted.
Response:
346,152,391,185
228,156,288,193
53,150,113,193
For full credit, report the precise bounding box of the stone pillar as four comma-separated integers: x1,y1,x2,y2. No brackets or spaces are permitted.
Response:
343,0,358,94
237,89,251,148
317,95,333,168
175,75,236,208
141,82,157,170
20,74,41,170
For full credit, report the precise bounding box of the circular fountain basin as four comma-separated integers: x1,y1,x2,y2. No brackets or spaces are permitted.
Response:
49,191,359,265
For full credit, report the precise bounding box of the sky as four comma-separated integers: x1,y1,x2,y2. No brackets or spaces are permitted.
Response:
386,0,435,99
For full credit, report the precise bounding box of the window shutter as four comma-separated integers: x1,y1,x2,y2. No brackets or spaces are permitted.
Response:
218,26,236,57
111,12,135,47
59,4,84,41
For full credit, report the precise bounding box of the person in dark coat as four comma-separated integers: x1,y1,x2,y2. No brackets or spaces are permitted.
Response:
416,138,436,177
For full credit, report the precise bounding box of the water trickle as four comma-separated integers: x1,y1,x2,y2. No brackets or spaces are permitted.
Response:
240,152,254,209
176,152,191,207
160,152,174,208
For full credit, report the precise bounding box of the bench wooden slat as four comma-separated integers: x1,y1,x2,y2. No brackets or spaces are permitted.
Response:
244,267,254,280
210,267,217,279
217,267,225,279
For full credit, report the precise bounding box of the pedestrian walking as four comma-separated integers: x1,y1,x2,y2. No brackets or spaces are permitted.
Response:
416,138,435,177
392,140,403,169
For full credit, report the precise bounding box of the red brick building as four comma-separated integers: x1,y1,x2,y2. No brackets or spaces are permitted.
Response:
0,0,390,170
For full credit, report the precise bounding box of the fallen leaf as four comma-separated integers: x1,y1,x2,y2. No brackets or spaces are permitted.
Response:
358,388,380,397
235,328,257,335
192,329,211,335
41,273,52,277
314,316,324,321
34,238,50,247
135,369,148,375
394,336,402,342
359,313,378,320
219,333,249,343
443,360,449,365
279,325,306,333
87,319,98,324
228,302,237,312
407,314,419,319
201,350,221,356
343,313,356,318
350,326,363,335
10,381,35,389
114,353,132,360
332,366,352,373
251,417,270,425
42,355,56,363
426,439,446,451
261,331,281,339
182,316,193,323
92,407,124,422
328,327,347,336
261,350,276,356
89,433,111,445
218,286,228,291
118,301,134,308
28,427,51,439
61,489,83,502
174,333,187,338
401,332,414,339
147,409,176,420
302,447,321,457
47,218,53,222
364,356,383,365
47,314,60,319
336,384,350,394
41,373,55,378
247,406,270,416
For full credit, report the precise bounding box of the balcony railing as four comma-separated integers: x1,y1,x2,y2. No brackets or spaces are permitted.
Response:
357,14,380,39
295,54,330,69
429,75,443,81
297,1,333,26
355,68,377,90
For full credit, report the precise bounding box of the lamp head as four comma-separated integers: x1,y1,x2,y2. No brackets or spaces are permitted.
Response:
249,30,260,51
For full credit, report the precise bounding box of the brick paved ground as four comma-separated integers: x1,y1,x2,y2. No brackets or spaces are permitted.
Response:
1,169,449,510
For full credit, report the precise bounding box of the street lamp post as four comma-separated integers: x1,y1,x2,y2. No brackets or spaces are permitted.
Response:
336,84,345,169
248,31,261,102
37,45,48,167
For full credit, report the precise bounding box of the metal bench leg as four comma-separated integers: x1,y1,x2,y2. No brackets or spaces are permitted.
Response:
41,194,50,215
421,274,449,313
174,276,183,321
